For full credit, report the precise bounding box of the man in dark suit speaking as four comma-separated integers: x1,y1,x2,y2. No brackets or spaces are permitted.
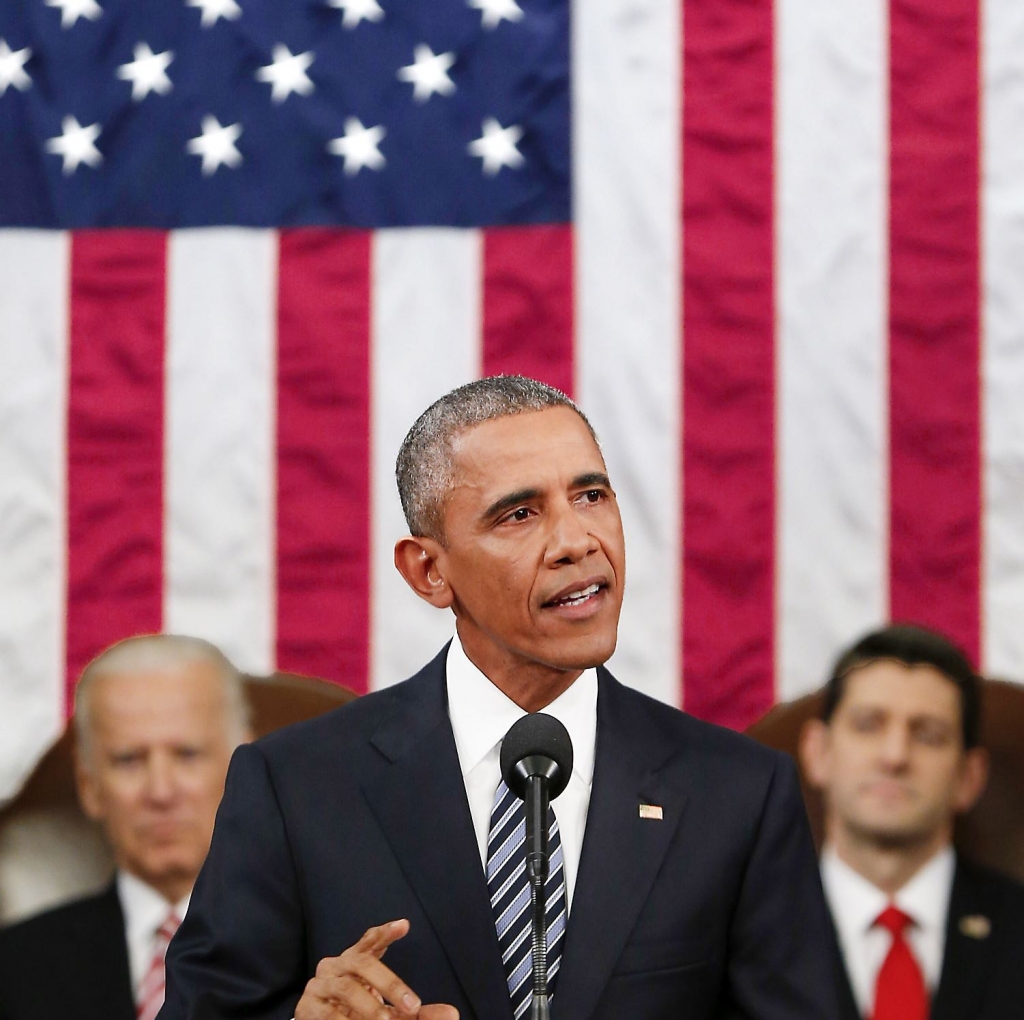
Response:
161,376,838,1019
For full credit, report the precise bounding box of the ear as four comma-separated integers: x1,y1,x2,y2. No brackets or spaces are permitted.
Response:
394,536,453,609
74,746,104,822
798,718,831,790
953,746,989,814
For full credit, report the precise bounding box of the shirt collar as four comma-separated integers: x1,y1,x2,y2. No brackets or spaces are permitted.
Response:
445,634,598,785
821,843,956,934
117,869,191,944
822,845,889,937
894,845,955,933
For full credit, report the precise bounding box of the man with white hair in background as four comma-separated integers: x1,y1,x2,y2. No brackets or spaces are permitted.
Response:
0,634,250,1020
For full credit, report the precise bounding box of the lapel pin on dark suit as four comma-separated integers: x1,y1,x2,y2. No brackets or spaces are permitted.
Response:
638,804,663,820
958,914,991,939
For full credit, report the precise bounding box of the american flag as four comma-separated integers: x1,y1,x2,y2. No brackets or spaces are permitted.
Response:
2,0,1023,800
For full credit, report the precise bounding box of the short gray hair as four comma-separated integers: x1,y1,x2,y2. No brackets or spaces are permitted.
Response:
75,634,251,761
396,375,598,541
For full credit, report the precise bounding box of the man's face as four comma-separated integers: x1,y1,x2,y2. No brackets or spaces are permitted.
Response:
429,406,626,695
803,660,984,851
76,662,238,901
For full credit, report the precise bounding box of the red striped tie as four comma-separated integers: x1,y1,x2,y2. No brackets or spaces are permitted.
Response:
871,905,927,1020
136,912,181,1020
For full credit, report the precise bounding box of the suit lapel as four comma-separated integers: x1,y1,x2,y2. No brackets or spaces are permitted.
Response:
553,671,687,1020
931,861,999,1020
68,883,136,1020
363,653,512,1020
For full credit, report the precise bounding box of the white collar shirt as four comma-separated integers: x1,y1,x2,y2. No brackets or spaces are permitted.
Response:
821,845,955,1016
116,869,191,998
445,635,597,912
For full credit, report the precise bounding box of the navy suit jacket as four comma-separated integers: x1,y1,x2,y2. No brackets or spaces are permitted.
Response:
832,858,1024,1020
0,882,135,1020
161,649,838,1019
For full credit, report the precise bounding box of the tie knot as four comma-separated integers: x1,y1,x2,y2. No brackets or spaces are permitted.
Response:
875,904,913,938
157,912,181,943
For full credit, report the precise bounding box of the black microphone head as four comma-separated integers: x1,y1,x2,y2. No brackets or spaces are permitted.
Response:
500,713,574,801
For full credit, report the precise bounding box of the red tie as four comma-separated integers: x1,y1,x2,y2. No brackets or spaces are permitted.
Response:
136,911,181,1020
871,905,927,1020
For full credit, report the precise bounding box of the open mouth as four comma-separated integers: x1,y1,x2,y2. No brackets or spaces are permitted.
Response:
545,582,604,608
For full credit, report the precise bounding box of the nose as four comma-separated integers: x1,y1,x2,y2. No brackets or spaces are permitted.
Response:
142,753,179,803
878,724,912,770
544,500,598,566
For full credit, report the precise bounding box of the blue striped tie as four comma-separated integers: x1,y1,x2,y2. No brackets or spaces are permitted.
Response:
486,779,567,1019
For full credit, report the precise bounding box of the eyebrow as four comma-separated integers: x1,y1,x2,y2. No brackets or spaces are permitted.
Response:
481,472,613,522
574,471,612,491
483,488,542,522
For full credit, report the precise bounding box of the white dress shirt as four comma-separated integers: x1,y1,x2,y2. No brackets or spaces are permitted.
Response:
820,845,955,1016
116,870,191,998
445,635,597,911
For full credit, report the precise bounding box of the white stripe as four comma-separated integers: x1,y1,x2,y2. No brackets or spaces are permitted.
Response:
0,231,69,802
546,906,566,938
508,951,535,1000
982,0,1024,679
513,992,532,1019
497,887,532,942
164,230,277,675
490,860,526,906
775,0,889,699
370,229,481,689
489,796,520,843
488,820,526,878
503,917,532,964
574,0,682,706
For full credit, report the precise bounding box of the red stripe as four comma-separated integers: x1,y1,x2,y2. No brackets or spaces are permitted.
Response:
888,0,981,663
481,225,574,397
682,1,776,728
65,231,166,712
276,229,372,691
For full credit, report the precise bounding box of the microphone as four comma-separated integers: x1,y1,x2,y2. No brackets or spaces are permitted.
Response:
500,714,574,1020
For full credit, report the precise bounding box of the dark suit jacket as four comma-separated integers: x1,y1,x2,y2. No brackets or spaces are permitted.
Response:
831,858,1024,1020
0,881,135,1020
162,649,839,1019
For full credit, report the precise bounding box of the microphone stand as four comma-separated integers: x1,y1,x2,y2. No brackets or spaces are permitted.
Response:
525,773,552,1020
500,713,572,1020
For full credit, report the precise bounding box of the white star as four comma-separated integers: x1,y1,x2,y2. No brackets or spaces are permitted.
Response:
46,0,103,29
186,116,243,175
327,118,386,175
0,40,32,96
186,0,242,29
396,44,456,103
116,43,173,101
45,116,102,174
255,45,315,104
468,0,523,29
468,117,524,175
326,0,384,29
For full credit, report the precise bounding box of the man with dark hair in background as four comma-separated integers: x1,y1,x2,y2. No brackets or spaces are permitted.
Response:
162,375,838,1020
800,624,1024,1020
0,635,250,1020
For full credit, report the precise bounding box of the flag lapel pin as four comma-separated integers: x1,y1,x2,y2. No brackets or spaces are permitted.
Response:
959,915,991,939
638,804,663,820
